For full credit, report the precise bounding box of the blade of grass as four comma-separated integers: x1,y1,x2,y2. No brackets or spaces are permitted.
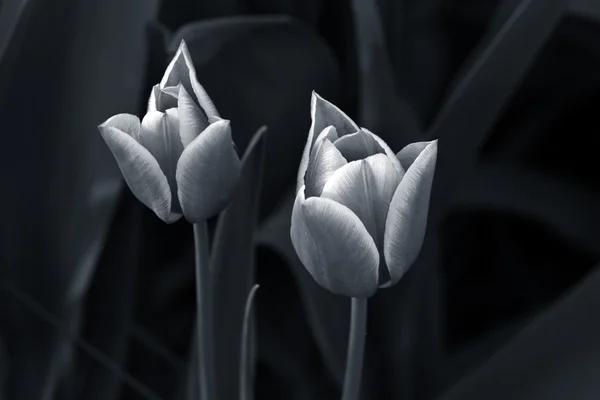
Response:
376,1,571,399
0,280,162,400
349,0,421,143
240,284,260,400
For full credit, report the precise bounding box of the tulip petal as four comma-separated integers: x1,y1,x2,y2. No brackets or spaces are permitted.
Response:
383,140,438,286
296,92,359,193
138,110,184,213
290,186,379,297
161,40,219,118
178,85,210,147
99,113,141,141
321,154,402,251
396,141,433,171
176,119,241,222
148,84,178,113
97,124,180,223
305,126,346,198
332,129,386,162
361,127,403,173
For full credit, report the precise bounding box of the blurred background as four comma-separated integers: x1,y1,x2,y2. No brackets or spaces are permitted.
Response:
1,0,600,399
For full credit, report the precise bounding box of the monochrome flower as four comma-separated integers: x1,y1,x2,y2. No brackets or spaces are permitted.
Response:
98,40,241,223
291,92,437,297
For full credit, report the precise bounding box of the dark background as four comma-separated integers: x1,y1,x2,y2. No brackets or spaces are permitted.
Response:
1,0,600,399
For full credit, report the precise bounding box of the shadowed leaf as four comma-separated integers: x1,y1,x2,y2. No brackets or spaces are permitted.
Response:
240,284,260,400
256,189,350,387
372,1,571,399
70,190,144,400
182,127,267,400
350,0,421,143
451,162,600,258
0,0,155,397
438,263,600,400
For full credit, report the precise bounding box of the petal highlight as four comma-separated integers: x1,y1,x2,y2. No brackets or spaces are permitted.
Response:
139,110,184,212
176,119,241,222
383,140,438,285
178,85,209,147
396,141,434,171
304,126,346,198
361,127,403,173
321,154,402,251
290,186,379,298
296,92,359,193
98,113,141,141
98,124,180,223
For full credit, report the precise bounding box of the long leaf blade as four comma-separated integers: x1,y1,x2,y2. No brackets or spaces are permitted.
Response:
375,1,571,399
182,127,267,400
350,0,421,143
438,263,600,400
240,284,260,400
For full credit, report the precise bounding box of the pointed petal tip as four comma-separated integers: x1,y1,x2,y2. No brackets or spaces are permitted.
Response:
237,126,267,166
177,39,188,51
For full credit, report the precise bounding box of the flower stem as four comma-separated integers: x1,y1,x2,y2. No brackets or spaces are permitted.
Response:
193,221,214,400
341,297,368,400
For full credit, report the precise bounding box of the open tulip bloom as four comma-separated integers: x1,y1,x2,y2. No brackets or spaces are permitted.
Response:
98,40,241,224
291,92,438,299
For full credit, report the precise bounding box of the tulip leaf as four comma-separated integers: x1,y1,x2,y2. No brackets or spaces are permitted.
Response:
180,126,267,400
0,0,154,397
240,284,260,400
450,162,600,259
0,334,6,398
160,15,341,219
428,0,570,181
211,126,267,400
437,263,600,400
349,0,421,143
70,190,143,400
254,246,340,400
250,0,323,25
255,189,350,387
373,1,571,399
0,0,32,69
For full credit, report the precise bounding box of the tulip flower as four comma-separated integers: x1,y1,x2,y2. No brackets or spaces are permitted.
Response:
98,40,241,223
291,92,438,298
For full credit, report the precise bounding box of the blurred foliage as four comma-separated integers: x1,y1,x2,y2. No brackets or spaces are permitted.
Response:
1,0,600,399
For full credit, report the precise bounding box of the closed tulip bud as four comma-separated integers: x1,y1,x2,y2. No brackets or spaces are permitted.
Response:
98,40,241,223
290,92,438,298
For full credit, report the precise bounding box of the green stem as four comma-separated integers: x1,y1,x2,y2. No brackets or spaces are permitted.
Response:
341,297,368,400
193,221,214,400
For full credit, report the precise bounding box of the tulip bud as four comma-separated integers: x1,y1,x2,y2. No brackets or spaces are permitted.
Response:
98,40,241,223
290,92,438,297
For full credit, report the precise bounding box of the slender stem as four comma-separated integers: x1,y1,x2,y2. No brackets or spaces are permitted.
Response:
193,221,214,400
341,297,368,400
239,284,260,400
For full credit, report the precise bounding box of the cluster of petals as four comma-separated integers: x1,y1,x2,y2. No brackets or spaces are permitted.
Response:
291,92,438,298
98,40,240,223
